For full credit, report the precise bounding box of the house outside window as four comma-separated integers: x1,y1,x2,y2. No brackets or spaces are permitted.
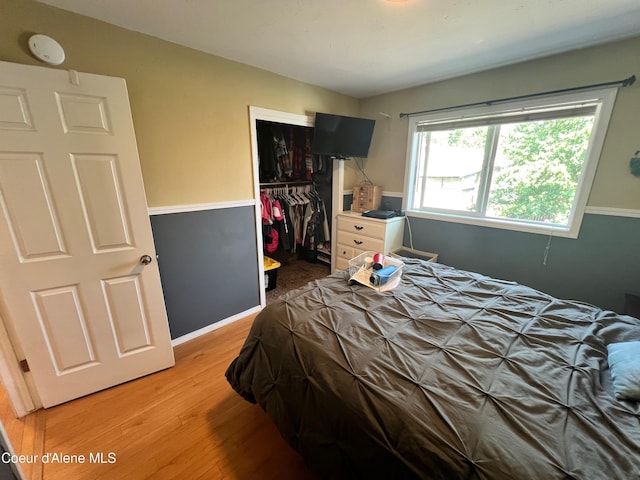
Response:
403,88,618,238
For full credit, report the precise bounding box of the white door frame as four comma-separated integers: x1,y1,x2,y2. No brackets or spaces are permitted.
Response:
0,312,36,417
249,106,344,307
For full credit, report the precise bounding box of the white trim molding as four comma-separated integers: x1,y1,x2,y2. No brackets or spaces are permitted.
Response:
149,199,256,216
0,312,36,417
382,191,404,198
585,206,640,218
170,305,262,347
342,190,404,198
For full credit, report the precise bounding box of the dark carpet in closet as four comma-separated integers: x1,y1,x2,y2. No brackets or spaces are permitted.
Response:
266,255,331,304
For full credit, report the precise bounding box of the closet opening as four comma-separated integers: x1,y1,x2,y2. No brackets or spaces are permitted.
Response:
256,119,333,303
249,107,344,307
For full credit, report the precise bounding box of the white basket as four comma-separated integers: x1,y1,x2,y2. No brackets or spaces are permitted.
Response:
348,251,404,292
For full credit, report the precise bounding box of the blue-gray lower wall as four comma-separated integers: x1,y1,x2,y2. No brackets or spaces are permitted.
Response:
149,198,637,339
405,213,640,314
344,193,353,211
150,206,260,339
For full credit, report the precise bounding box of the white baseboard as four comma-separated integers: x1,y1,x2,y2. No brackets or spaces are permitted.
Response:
170,305,262,347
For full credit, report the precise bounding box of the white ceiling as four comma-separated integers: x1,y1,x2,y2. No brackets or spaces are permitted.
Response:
37,0,640,98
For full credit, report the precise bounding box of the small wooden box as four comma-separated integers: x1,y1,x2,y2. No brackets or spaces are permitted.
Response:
352,185,382,212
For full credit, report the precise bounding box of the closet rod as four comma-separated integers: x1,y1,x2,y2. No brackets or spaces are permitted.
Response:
399,74,636,119
260,180,313,188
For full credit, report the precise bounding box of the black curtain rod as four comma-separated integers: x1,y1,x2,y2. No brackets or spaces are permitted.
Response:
399,74,636,119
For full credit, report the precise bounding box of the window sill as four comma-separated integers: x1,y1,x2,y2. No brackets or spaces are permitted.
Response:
405,209,580,239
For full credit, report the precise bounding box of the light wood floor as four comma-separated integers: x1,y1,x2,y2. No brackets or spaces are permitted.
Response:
0,314,315,480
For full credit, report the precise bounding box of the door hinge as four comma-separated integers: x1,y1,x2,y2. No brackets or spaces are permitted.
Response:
19,359,30,373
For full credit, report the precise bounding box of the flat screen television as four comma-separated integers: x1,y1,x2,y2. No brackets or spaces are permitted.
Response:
311,113,376,158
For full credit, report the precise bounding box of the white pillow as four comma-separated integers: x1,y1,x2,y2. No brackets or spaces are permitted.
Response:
607,341,640,401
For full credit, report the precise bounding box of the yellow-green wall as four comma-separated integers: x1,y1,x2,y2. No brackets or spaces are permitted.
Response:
2,0,638,211
359,35,640,210
0,0,358,207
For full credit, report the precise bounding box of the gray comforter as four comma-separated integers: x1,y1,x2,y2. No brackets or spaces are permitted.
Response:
226,259,640,479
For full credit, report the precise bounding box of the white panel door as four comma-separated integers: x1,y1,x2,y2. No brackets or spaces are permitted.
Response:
0,61,174,408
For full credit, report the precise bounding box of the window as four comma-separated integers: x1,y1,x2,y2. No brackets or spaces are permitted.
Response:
403,88,617,238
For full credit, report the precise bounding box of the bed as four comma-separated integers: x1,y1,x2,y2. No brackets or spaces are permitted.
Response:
226,258,640,479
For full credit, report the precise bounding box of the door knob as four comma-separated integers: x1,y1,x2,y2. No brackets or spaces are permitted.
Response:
140,254,153,265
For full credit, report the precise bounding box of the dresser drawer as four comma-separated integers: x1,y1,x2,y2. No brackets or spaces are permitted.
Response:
339,231,384,252
336,244,356,260
337,216,386,239
336,257,350,271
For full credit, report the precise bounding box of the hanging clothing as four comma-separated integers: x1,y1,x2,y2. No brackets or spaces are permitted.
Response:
259,121,314,183
304,129,313,180
260,186,329,256
257,122,278,182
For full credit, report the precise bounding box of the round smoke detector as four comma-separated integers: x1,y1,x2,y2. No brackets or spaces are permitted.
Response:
28,34,66,65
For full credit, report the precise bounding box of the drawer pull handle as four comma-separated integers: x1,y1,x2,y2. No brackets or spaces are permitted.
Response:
353,240,363,245
354,225,364,231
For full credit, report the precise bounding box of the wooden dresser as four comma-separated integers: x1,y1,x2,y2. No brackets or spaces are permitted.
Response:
334,212,405,271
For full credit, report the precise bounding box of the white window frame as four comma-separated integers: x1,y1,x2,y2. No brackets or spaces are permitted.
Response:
402,88,618,238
